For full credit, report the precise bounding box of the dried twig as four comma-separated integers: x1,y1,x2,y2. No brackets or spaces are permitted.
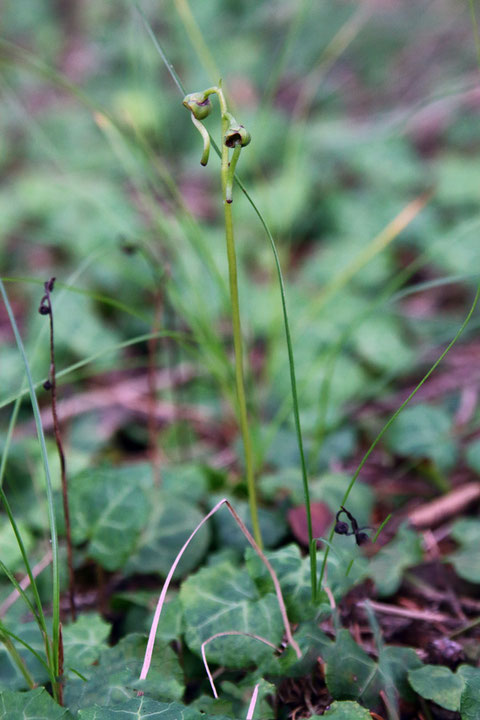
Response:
408,483,480,528
39,278,76,621
201,631,278,698
357,599,451,624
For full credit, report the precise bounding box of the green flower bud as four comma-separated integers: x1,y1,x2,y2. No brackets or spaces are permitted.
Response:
182,92,212,121
224,113,251,148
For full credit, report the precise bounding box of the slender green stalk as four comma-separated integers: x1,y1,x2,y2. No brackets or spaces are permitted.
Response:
135,11,315,594
317,284,480,596
236,177,316,599
0,622,52,676
0,280,61,701
173,0,221,84
182,85,263,545
220,114,262,549
373,514,392,543
0,488,55,689
0,560,42,625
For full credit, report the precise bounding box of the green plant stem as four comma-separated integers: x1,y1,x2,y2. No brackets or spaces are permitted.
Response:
316,283,480,597
130,10,316,596
173,0,221,84
219,105,262,549
237,176,316,600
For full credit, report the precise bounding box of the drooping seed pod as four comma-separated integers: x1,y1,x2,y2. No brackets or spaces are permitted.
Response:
224,112,251,148
182,92,212,121
334,520,350,535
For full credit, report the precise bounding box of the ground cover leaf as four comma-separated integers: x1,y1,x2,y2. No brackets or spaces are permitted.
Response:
245,544,365,623
460,666,480,719
325,631,420,708
179,561,284,668
367,523,422,596
112,592,182,640
352,314,414,372
68,465,150,570
378,646,422,702
384,403,457,470
312,700,372,719
408,664,465,711
325,629,379,707
278,620,333,677
62,613,111,674
78,697,234,720
447,518,480,583
64,633,183,713
259,472,373,526
0,619,49,690
126,492,210,578
211,498,287,550
220,676,275,719
0,687,71,719
161,464,209,503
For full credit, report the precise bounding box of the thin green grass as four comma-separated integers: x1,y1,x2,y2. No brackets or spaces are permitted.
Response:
0,279,61,700
317,282,480,595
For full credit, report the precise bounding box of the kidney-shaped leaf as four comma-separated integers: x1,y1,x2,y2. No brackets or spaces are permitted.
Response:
408,665,464,712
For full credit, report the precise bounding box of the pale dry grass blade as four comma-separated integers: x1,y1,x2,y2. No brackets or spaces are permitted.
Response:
201,631,278,698
140,498,301,681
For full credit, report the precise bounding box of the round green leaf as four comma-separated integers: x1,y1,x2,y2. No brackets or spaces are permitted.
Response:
315,701,372,719
408,665,463,711
385,404,457,470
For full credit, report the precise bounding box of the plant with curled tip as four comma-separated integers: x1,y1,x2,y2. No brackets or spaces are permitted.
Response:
182,86,261,547
334,506,372,546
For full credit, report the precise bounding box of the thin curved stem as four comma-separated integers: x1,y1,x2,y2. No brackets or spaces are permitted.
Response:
316,283,480,596
201,631,278,698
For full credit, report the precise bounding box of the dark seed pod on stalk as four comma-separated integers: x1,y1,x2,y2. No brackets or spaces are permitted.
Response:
224,112,251,148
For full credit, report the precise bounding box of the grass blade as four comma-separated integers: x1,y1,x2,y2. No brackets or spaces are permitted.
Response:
317,282,480,595
0,279,61,697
